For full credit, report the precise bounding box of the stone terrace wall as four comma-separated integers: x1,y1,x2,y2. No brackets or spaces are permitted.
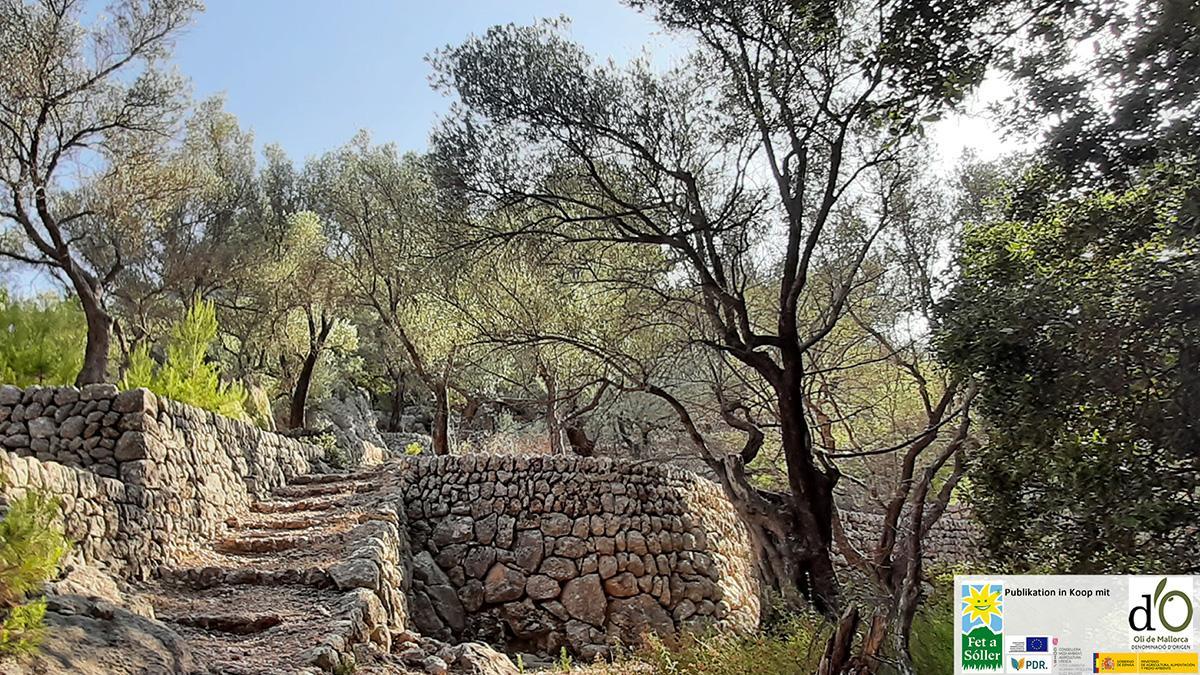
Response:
0,384,324,577
398,455,761,661
839,506,983,564
0,451,175,579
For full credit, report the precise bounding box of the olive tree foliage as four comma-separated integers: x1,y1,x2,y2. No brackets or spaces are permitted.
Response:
306,135,475,454
447,236,670,456
104,98,264,362
0,0,200,384
256,209,356,429
935,0,1200,576
430,1,1027,668
938,163,1200,575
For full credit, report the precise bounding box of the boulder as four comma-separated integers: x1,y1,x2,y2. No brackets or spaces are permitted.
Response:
608,594,676,647
447,642,519,675
9,594,194,674
309,386,389,466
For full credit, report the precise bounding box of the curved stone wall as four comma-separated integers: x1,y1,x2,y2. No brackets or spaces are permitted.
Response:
397,455,761,660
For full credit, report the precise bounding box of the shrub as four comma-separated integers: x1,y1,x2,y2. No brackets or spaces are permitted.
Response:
404,441,423,456
0,290,86,387
0,491,70,656
121,298,248,420
316,433,351,470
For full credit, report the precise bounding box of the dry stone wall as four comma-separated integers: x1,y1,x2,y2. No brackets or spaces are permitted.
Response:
397,455,761,660
839,506,983,564
0,450,170,579
0,384,324,577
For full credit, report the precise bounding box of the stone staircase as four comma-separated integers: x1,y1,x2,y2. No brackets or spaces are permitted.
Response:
134,468,409,674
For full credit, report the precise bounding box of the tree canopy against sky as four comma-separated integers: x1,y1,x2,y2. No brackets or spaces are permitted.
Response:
937,0,1200,576
0,0,200,384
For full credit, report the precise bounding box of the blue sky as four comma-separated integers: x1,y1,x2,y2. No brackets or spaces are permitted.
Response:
172,0,682,161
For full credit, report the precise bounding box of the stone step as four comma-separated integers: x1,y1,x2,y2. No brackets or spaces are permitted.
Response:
288,471,377,486
215,532,333,555
272,481,376,500
227,517,352,540
171,613,283,635
226,508,368,534
250,495,348,514
145,582,347,673
159,564,333,590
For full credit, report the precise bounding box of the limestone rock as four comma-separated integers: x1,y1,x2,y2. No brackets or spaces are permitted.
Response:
433,516,475,547
525,574,561,601
28,416,56,439
427,583,467,633
513,529,544,573
447,642,519,675
0,385,21,406
422,655,449,675
309,386,388,466
608,594,676,646
604,572,639,598
329,557,381,591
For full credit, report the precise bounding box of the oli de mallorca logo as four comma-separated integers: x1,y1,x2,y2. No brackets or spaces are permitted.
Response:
961,582,1004,671
1129,577,1194,634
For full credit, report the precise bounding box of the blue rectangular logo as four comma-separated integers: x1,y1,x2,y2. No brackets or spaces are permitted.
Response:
1024,636,1049,652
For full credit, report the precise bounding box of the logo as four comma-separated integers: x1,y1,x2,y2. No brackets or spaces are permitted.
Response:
1008,635,1053,672
961,582,1004,671
1009,656,1051,672
1129,577,1195,633
1093,652,1136,672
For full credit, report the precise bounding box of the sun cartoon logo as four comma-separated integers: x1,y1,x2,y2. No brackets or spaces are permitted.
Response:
961,583,1003,633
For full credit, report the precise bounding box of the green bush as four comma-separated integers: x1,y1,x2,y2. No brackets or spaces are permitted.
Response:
0,491,70,656
0,290,86,387
121,298,248,420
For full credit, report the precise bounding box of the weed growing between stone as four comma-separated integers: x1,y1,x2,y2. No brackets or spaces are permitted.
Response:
318,433,352,469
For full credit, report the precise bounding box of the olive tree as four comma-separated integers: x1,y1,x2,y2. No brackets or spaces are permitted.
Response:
0,0,199,384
